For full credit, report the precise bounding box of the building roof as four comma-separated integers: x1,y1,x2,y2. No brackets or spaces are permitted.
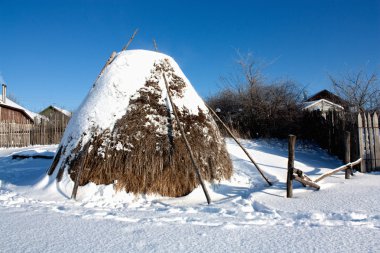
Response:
302,98,344,111
306,89,349,107
40,105,72,117
0,96,41,121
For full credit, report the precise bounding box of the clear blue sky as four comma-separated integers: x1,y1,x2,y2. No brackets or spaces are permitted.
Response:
0,0,379,112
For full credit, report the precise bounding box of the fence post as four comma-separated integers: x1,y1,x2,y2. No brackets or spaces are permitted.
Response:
344,131,351,179
373,112,380,170
367,113,375,171
364,114,371,172
358,113,366,173
287,135,296,198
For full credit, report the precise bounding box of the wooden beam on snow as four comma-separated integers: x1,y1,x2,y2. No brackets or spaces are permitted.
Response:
293,175,320,190
314,158,362,183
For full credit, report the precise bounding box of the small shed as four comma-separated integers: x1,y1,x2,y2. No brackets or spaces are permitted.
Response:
40,105,72,126
306,90,348,108
303,89,348,113
302,99,344,112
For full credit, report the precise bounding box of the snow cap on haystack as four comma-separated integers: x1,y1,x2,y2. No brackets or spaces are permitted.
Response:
47,49,232,197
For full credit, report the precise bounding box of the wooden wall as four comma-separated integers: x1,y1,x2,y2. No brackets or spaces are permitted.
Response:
0,106,33,124
40,107,70,126
0,106,71,147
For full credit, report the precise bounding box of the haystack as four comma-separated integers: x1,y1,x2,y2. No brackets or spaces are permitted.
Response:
47,50,233,198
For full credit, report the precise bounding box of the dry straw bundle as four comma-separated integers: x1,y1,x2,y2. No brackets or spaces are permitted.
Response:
48,51,233,199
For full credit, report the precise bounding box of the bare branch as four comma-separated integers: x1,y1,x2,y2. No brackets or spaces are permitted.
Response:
330,69,379,111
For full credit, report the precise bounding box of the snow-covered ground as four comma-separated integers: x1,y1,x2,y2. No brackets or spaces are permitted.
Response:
0,139,379,252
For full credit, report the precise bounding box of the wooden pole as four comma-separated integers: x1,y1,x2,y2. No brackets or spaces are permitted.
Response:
153,39,158,52
205,104,272,186
287,135,296,198
71,143,90,200
162,73,211,204
358,113,366,172
344,131,351,179
93,29,139,87
47,146,63,175
122,28,139,51
56,164,65,182
93,51,117,86
314,158,362,183
373,112,380,170
367,113,376,170
364,114,371,171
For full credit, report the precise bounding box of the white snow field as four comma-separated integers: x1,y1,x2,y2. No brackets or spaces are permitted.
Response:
0,139,379,253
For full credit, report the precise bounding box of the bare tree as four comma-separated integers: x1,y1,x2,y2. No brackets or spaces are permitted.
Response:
330,70,380,112
218,51,265,96
207,52,304,138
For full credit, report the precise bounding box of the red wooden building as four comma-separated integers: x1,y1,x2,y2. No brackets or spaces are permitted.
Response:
0,84,36,124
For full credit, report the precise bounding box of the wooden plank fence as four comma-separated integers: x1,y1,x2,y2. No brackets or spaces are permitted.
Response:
303,110,380,173
286,134,361,198
358,112,380,172
0,123,32,147
0,119,67,147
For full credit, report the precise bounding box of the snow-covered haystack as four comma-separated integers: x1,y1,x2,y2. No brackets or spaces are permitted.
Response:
47,50,232,197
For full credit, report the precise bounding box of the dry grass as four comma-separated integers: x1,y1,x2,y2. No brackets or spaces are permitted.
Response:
61,59,233,197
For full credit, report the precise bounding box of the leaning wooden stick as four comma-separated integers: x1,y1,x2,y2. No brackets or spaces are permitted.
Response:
153,39,158,51
314,158,362,183
93,29,139,86
122,28,139,51
47,146,62,175
56,163,65,182
206,104,272,186
71,143,90,200
93,51,117,86
162,73,211,204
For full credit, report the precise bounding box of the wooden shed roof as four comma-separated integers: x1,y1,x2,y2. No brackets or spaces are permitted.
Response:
306,89,349,107
0,98,39,122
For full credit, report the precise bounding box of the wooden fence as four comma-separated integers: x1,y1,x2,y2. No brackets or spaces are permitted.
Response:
303,111,379,172
286,134,361,198
358,112,380,172
301,110,359,163
0,120,67,147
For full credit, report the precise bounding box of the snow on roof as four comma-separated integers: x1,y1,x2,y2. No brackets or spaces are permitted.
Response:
302,99,344,110
0,96,41,120
50,106,72,117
